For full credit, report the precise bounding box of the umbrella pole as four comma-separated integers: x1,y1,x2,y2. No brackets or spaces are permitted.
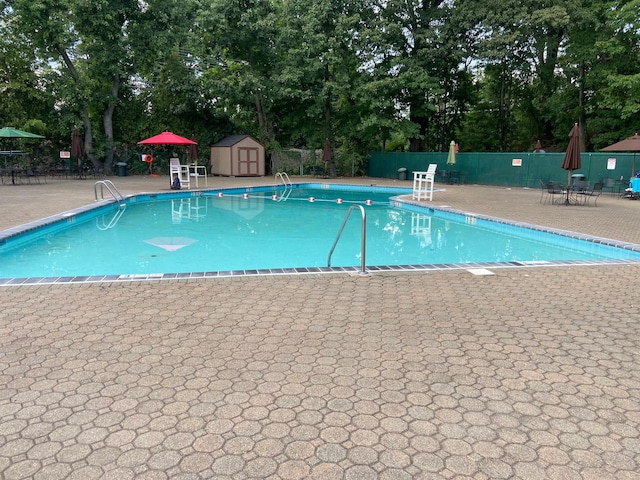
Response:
566,171,572,205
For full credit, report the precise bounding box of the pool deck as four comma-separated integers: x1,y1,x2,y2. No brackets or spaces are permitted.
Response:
1,175,640,479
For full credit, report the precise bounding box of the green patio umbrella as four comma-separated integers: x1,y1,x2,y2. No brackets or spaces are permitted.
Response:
447,140,456,166
0,127,45,184
0,127,45,139
446,140,456,183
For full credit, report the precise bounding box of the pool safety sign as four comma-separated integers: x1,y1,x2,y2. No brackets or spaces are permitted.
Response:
60,151,70,158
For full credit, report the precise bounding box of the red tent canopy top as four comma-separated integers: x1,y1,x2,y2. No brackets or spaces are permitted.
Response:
138,131,197,145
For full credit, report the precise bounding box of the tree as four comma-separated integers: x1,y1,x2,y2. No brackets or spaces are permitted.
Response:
10,0,99,165
198,0,280,150
9,0,199,172
587,0,640,148
0,7,55,129
360,1,476,152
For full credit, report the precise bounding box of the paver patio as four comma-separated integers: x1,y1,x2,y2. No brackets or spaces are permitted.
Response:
1,175,639,479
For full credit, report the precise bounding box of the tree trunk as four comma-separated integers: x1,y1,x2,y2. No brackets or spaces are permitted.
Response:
58,46,95,165
498,65,511,152
409,106,428,152
255,90,276,174
255,90,274,145
578,61,587,151
81,108,93,163
103,73,121,175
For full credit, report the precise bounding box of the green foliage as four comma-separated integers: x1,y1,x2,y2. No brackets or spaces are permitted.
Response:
2,0,640,163
335,147,368,177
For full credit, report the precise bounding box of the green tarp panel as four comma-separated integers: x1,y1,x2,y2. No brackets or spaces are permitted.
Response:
368,151,634,187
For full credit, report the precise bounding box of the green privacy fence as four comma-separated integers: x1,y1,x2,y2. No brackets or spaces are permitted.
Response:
367,151,638,187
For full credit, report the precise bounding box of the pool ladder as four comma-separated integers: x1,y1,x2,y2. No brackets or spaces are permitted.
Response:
274,172,292,201
328,204,367,274
94,180,125,206
275,171,291,186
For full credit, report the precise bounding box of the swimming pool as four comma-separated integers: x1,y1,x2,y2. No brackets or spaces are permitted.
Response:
2,183,640,284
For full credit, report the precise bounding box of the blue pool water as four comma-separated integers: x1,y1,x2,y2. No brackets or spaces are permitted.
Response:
1,184,640,280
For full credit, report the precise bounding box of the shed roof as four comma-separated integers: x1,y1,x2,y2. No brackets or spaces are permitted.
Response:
212,135,256,147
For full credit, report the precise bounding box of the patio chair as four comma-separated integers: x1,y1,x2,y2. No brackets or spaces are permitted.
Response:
169,158,190,189
539,179,550,203
541,180,564,205
436,170,448,183
581,182,603,206
602,178,617,195
23,166,45,184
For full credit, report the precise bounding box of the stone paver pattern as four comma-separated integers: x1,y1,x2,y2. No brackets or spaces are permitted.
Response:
1,175,640,479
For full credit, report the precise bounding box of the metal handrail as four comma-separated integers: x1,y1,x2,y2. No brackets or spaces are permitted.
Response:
328,204,367,274
274,171,291,186
94,180,125,206
274,172,293,201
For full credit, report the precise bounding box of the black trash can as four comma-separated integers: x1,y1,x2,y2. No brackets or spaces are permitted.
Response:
116,162,127,177
398,167,407,180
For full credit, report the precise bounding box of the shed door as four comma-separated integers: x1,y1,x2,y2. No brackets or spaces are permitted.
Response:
237,147,259,175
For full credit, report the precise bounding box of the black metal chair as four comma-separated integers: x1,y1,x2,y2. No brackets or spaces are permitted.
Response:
581,182,603,206
602,178,617,195
541,180,565,205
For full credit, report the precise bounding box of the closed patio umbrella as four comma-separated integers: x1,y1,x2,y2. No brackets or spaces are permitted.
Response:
446,140,456,183
561,123,581,205
322,138,331,178
447,140,456,167
71,129,84,177
601,133,640,178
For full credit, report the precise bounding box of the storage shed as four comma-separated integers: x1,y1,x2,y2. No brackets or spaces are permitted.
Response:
210,135,265,177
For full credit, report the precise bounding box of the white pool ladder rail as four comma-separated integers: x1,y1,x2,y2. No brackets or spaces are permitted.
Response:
275,171,291,187
328,204,367,274
274,172,292,201
94,180,125,206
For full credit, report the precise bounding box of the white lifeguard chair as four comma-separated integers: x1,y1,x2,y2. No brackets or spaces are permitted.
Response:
412,163,437,201
169,158,190,189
